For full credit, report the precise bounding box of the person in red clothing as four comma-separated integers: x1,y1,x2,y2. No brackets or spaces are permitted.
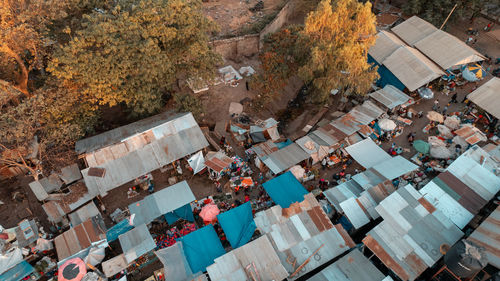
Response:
244,194,250,202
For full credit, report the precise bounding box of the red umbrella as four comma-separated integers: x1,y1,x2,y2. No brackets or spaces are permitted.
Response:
199,204,220,223
58,258,87,281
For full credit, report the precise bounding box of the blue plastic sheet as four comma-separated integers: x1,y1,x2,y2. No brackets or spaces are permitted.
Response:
0,261,34,281
263,171,308,208
275,139,293,149
217,202,256,249
368,55,406,91
106,219,134,242
164,203,195,225
177,225,225,273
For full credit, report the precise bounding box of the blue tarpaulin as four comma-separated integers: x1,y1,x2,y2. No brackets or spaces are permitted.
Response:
106,219,134,242
177,225,225,273
164,203,195,225
263,171,308,208
275,139,293,149
0,261,34,281
217,202,256,249
368,55,406,91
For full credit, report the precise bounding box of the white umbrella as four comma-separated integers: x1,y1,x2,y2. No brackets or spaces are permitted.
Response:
427,111,444,123
418,87,434,99
452,135,468,148
378,118,397,131
437,125,453,139
428,136,446,147
444,116,461,130
34,238,53,252
430,146,453,159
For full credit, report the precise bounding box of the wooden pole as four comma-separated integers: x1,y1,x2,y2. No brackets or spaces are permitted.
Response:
440,3,458,30
290,244,324,277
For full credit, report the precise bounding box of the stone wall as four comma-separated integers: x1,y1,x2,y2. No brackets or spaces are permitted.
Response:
210,34,260,61
210,0,299,60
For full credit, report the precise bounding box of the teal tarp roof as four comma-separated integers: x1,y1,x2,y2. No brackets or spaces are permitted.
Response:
164,203,195,225
263,171,308,208
0,261,34,281
217,202,256,249
177,225,225,273
106,219,134,242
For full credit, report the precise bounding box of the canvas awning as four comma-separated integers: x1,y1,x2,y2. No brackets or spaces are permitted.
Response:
467,77,500,119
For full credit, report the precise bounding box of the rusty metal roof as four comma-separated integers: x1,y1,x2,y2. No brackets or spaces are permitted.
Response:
81,113,208,196
254,193,355,279
309,249,386,281
206,235,289,281
205,151,233,173
467,206,500,269
54,217,107,261
363,185,463,281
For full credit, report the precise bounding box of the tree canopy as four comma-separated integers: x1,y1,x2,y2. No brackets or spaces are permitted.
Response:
49,0,220,114
403,0,497,27
299,0,378,104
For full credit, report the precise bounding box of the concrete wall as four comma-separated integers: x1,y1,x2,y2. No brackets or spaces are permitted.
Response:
259,0,297,44
210,0,300,60
210,34,260,61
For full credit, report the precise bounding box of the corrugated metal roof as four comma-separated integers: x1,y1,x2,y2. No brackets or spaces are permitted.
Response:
419,180,474,229
340,197,370,228
254,193,354,279
369,85,413,110
54,217,107,261
252,140,278,159
372,156,418,180
391,16,438,46
262,143,310,174
205,151,233,173
467,206,500,269
76,111,187,154
15,220,38,248
382,46,444,92
324,180,363,212
206,235,289,281
119,223,156,264
129,181,195,225
352,168,387,189
414,29,484,69
345,138,392,169
309,249,386,281
369,31,407,64
467,78,500,119
59,164,82,185
364,185,463,281
68,201,100,226
82,115,208,196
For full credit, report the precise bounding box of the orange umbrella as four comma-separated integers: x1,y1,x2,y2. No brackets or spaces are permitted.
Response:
58,258,87,281
200,204,220,223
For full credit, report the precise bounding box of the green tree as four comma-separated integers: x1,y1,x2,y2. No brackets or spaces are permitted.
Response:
299,0,379,104
49,0,221,114
403,0,497,27
173,92,203,119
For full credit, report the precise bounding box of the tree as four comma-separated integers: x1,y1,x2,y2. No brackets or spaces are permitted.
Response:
49,0,221,114
0,87,95,179
173,93,203,119
403,0,496,27
251,26,308,108
0,0,75,96
299,0,379,104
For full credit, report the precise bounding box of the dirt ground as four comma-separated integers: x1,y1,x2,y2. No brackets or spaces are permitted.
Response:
203,0,287,37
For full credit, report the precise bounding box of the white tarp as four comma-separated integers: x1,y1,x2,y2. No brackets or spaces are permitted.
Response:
187,151,205,175
228,102,243,115
35,238,53,252
84,247,105,267
0,247,23,274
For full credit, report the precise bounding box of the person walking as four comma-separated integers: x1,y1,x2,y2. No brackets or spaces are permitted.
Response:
442,104,449,115
433,99,439,111
451,93,458,103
